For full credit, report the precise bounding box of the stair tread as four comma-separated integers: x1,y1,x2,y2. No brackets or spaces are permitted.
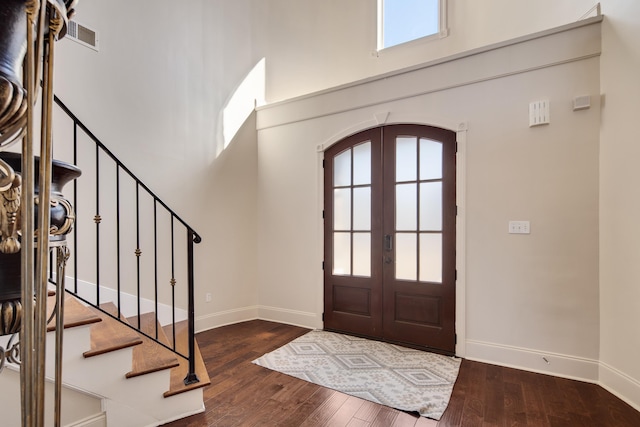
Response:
125,312,180,378
83,302,143,358
162,320,210,398
46,293,102,332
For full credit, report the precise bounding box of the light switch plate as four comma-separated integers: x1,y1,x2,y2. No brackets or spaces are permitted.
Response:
529,100,550,127
509,221,530,234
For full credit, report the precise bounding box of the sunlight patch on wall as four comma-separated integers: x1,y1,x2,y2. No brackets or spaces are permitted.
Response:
219,58,266,156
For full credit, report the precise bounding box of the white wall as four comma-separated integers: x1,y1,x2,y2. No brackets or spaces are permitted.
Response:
256,20,602,381
53,0,261,329
48,0,640,412
0,368,104,427
599,0,640,408
52,0,606,332
253,0,597,102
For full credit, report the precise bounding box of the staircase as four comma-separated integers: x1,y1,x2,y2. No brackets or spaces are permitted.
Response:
24,290,209,426
0,93,210,425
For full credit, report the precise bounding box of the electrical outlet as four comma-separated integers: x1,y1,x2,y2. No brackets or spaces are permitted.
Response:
508,221,531,234
205,293,212,303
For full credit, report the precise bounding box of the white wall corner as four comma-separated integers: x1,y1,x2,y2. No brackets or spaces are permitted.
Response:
465,339,600,383
195,306,260,333
258,305,320,330
599,362,640,412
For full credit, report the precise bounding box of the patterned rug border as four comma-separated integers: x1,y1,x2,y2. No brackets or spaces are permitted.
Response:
252,330,461,420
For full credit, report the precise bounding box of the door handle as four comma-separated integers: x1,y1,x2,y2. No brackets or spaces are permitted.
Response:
384,234,393,252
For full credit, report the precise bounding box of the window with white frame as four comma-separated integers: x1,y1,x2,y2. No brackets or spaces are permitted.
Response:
377,0,448,50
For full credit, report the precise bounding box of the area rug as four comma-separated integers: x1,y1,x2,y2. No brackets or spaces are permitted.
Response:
252,330,461,420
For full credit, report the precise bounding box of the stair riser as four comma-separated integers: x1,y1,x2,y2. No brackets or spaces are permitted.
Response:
45,343,199,422
103,392,204,427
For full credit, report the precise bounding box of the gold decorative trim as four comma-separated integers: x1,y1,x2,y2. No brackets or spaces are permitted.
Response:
0,172,21,254
0,300,22,336
51,197,75,235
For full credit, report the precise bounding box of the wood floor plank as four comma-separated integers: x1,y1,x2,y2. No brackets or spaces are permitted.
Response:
538,373,571,423
503,381,527,426
353,400,383,423
437,358,466,426
521,370,549,426
299,389,350,426
204,366,275,420
347,418,372,427
482,363,505,426
237,379,318,426
46,293,101,332
162,320,211,397
280,387,337,426
457,360,485,427
83,303,142,357
324,395,366,426
160,320,640,427
414,416,439,426
391,411,419,426
216,371,291,425
126,312,179,378
370,406,400,426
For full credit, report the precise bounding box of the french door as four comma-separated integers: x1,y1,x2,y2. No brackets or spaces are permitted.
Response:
323,124,456,354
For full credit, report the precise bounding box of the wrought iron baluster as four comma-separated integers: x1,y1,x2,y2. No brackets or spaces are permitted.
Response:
171,215,176,351
94,143,100,306
73,121,78,294
153,199,158,339
184,229,199,385
116,165,121,316
135,182,141,326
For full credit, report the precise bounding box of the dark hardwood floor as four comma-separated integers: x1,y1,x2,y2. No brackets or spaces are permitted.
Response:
162,320,640,427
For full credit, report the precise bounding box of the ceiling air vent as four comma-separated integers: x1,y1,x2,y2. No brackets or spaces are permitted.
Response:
66,20,99,51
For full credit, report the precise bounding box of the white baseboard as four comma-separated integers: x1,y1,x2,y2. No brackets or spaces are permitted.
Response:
465,339,600,382
64,277,187,326
466,339,640,413
195,306,260,333
67,413,107,427
155,403,205,426
257,305,320,330
195,305,319,333
599,361,640,412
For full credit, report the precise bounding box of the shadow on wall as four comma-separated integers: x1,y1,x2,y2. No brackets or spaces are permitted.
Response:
216,58,266,158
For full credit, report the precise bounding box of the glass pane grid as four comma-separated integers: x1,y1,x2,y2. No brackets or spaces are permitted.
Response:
332,142,372,278
394,134,443,284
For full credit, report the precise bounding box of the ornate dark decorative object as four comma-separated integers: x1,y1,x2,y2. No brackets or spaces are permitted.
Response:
0,0,28,148
0,152,80,304
0,0,77,150
0,1,80,425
